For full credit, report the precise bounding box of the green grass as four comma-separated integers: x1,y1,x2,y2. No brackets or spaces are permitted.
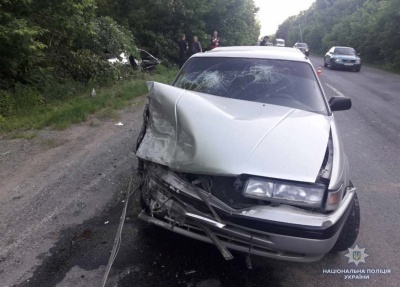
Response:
0,69,177,134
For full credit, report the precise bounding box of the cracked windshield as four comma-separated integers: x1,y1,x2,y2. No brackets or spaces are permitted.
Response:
174,57,327,113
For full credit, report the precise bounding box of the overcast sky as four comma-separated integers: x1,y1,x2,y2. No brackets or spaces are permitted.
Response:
254,0,315,36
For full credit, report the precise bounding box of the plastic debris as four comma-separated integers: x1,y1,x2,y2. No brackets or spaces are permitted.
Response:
115,122,124,126
104,221,109,224
91,88,96,97
184,270,196,275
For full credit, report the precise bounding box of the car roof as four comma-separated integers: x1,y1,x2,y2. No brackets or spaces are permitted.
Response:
191,46,309,62
332,46,355,49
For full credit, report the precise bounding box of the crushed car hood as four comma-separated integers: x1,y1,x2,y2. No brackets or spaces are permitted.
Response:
136,82,332,183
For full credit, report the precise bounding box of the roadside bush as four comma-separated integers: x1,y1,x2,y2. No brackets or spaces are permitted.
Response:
153,64,168,75
12,84,45,116
92,17,138,58
0,90,14,117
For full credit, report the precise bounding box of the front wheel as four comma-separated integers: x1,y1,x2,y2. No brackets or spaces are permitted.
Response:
330,192,360,253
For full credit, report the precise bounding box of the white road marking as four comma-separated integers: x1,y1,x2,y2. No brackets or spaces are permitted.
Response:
325,83,346,97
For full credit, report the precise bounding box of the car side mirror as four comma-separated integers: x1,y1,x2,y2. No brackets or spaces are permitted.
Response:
329,96,352,111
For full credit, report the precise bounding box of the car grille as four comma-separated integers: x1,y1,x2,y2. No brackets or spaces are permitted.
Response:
343,59,356,63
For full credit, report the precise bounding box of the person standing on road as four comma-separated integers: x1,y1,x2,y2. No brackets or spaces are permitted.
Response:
260,36,269,46
178,34,188,69
192,36,203,54
210,31,220,49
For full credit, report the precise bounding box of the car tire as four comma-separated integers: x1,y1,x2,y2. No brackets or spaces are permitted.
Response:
328,63,334,70
355,67,361,72
324,61,327,67
330,192,360,253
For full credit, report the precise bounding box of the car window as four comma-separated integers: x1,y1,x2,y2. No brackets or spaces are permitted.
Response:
333,48,356,55
296,43,307,47
173,57,327,114
140,51,153,61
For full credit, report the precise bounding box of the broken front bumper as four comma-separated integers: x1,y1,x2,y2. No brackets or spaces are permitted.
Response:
138,164,356,262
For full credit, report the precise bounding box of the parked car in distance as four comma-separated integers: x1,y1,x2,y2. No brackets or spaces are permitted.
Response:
107,49,161,71
294,42,309,56
138,49,162,71
275,38,285,47
324,46,361,72
136,46,359,264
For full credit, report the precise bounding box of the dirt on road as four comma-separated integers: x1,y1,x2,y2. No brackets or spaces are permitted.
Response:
0,98,145,286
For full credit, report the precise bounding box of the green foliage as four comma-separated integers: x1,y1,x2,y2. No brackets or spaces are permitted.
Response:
0,0,137,89
276,0,400,70
98,0,260,61
0,69,178,133
0,0,259,127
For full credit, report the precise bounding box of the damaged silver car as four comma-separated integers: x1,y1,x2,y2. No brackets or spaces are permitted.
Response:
135,46,360,264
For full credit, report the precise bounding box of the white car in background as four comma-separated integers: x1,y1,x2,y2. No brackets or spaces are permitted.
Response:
276,38,285,47
107,49,161,71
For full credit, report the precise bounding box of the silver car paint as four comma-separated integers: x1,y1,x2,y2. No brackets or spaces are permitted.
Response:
136,81,333,183
328,119,349,190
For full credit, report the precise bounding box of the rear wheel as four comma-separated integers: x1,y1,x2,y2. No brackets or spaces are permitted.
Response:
330,192,360,252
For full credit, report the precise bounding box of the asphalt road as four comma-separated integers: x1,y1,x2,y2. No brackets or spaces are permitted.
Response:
1,56,400,287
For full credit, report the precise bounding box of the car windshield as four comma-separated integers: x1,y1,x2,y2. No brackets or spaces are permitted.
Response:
173,57,327,114
277,40,284,44
334,48,356,55
296,43,307,47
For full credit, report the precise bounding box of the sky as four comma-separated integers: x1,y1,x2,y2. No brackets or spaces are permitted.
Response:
254,0,315,37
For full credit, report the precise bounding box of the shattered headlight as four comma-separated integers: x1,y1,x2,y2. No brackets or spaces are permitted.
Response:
243,178,325,208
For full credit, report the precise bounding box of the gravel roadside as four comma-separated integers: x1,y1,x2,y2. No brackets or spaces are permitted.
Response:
0,97,145,286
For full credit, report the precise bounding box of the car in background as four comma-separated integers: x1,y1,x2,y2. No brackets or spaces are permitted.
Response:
136,46,359,264
294,42,309,56
275,38,285,47
107,49,161,71
324,46,361,72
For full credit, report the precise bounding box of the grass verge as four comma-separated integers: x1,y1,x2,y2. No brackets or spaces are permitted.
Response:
0,69,177,134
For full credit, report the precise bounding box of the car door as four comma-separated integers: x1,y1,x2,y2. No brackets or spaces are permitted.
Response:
140,50,158,71
325,48,335,64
